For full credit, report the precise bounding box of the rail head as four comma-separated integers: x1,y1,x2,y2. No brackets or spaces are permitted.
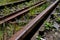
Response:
9,0,60,40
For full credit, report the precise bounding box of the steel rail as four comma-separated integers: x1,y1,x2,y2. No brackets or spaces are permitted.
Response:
9,0,59,40
0,1,46,24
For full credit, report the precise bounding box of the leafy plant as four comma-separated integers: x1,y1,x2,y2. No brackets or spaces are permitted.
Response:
53,13,60,23
18,21,27,26
44,21,53,30
56,17,60,23
36,35,42,40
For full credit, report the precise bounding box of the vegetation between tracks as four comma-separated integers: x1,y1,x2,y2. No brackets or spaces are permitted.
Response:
0,0,41,17
0,1,49,40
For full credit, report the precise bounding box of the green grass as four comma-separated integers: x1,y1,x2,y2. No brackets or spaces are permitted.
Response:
27,2,49,19
0,0,19,5
0,0,42,16
56,17,60,23
44,21,53,30
0,31,3,40
53,13,60,23
36,35,42,40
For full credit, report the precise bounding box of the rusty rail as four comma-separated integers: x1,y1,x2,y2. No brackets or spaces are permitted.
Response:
0,1,46,24
9,0,60,40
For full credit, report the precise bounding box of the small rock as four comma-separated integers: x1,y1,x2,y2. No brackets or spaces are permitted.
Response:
55,32,58,35
53,22,60,30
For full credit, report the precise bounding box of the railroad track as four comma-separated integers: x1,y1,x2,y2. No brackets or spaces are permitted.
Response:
0,1,46,24
0,0,59,40
0,1,47,40
0,0,43,17
8,0,60,40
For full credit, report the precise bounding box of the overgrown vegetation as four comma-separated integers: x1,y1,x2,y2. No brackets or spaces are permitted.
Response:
26,2,49,19
52,13,60,23
56,17,60,23
0,0,19,5
0,1,49,40
0,0,42,16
